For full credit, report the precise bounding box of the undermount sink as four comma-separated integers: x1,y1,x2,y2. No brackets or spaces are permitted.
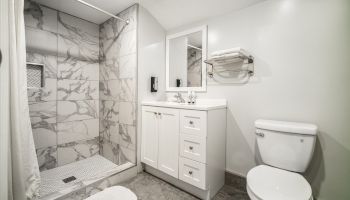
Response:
164,101,188,105
141,99,227,111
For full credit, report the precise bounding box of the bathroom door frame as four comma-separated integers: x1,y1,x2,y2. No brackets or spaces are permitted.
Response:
0,0,10,199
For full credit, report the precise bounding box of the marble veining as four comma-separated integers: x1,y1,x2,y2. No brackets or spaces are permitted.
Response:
99,60,119,81
118,54,137,79
57,137,99,166
100,122,120,145
99,100,120,146
28,78,57,102
25,0,137,176
99,20,127,62
57,80,99,100
58,56,99,81
26,52,57,78
24,0,57,33
98,4,137,167
57,119,99,145
119,102,136,125
36,146,58,171
119,124,136,150
100,100,119,123
99,80,121,100
29,101,57,124
119,78,136,102
99,139,135,165
58,12,99,61
57,100,98,123
100,139,120,165
119,146,136,164
31,121,57,149
25,26,58,56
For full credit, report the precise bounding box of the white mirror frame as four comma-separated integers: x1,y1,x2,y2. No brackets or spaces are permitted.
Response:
166,25,207,92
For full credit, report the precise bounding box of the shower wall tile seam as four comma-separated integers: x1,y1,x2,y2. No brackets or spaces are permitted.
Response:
55,7,59,170
57,79,100,81
57,137,98,146
25,25,58,35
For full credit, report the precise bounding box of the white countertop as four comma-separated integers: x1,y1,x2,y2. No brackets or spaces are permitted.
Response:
141,99,227,111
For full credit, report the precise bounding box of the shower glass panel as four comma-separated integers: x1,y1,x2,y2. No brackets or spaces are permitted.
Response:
24,0,137,198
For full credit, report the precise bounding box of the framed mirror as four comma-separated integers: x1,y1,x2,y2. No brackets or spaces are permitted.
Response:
166,26,207,92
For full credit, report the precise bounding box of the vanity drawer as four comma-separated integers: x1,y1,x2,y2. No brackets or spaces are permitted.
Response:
180,110,207,136
180,134,206,163
179,157,207,190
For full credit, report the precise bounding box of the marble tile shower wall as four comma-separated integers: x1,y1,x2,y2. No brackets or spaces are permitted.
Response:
99,5,138,166
24,0,100,171
24,0,138,171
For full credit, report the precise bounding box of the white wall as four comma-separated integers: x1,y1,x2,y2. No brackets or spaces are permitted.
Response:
137,6,166,171
167,0,350,199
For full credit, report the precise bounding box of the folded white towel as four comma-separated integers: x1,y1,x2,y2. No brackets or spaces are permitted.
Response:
211,52,240,60
211,47,242,56
211,47,250,57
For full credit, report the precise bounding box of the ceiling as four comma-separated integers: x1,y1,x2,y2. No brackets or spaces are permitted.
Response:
35,0,138,24
140,0,264,30
35,0,264,30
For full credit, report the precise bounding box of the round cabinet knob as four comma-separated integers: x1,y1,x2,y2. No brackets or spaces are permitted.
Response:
189,171,193,175
189,146,193,150
189,121,193,125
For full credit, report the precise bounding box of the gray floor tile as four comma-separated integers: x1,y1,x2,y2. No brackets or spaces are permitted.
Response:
119,172,249,200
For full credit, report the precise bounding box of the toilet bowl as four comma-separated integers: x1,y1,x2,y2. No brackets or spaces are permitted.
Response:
85,186,137,200
248,119,317,200
247,165,313,200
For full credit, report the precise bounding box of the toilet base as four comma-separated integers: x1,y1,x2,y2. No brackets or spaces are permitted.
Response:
247,185,314,200
85,186,137,200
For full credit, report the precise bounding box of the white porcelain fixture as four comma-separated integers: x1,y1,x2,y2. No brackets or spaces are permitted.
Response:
85,186,137,200
142,99,226,111
247,119,317,200
141,100,227,199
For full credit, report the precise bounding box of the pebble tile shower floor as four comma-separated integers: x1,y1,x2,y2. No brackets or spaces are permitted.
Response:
40,155,133,199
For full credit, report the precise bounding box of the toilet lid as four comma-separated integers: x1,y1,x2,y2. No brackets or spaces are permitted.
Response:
85,186,137,200
247,165,312,200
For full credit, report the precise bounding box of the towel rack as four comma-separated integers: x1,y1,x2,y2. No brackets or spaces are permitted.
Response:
204,52,254,79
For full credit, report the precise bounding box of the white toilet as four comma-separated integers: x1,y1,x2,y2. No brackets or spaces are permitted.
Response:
247,119,317,200
85,186,137,200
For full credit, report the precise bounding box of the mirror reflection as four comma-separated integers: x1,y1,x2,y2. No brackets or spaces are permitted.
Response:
168,31,203,88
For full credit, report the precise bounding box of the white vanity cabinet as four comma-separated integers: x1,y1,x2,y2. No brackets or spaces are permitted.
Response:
141,100,227,200
141,106,179,178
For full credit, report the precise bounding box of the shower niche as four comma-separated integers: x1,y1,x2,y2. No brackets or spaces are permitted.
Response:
24,0,138,199
27,62,45,88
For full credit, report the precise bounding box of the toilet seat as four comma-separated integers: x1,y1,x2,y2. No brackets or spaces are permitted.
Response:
85,186,137,200
247,165,312,200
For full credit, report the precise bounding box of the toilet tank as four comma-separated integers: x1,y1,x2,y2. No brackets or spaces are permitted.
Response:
255,119,317,172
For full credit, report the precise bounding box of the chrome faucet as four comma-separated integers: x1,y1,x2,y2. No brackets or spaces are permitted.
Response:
174,92,185,103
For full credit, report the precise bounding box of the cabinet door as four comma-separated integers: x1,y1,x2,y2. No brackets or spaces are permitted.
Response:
157,107,180,178
141,106,159,168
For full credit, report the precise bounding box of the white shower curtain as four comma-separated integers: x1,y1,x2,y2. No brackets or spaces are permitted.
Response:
6,0,41,199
